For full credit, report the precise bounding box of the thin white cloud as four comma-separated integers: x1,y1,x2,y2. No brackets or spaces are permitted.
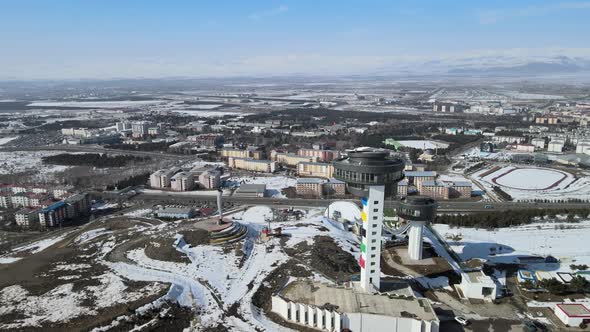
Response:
248,5,288,20
478,1,590,24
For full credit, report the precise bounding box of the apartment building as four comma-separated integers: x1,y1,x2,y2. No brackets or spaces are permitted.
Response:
296,178,324,197
397,179,409,198
150,168,181,188
198,170,221,189
420,180,450,200
15,208,40,227
297,161,334,178
170,172,194,191
271,151,318,167
38,201,68,227
227,157,277,173
405,171,437,188
450,182,472,198
297,148,339,162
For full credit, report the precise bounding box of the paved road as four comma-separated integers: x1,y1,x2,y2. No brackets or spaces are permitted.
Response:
111,192,590,212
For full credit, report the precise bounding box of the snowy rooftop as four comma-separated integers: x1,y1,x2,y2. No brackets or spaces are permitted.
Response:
405,171,437,177
297,178,325,184
279,280,438,322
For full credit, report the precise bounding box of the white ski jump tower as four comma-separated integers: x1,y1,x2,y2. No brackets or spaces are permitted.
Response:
333,148,405,292
359,185,385,291
398,196,438,260
216,189,224,224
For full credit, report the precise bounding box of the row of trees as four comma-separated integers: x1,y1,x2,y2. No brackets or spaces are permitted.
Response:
436,208,590,228
43,153,149,168
521,276,590,295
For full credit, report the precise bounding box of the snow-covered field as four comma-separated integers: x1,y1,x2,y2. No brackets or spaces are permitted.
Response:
325,201,361,222
0,150,71,175
0,136,18,146
472,165,590,201
397,140,449,149
0,232,73,264
27,100,168,108
228,175,296,198
433,220,590,270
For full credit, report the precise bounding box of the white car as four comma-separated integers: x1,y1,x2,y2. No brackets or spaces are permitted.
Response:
454,316,469,326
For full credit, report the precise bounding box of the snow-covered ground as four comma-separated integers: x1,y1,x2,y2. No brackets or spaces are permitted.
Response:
433,220,590,270
227,175,296,198
0,232,73,264
0,136,18,146
325,201,361,223
0,272,165,329
397,140,449,149
27,100,168,108
0,150,71,175
471,165,590,201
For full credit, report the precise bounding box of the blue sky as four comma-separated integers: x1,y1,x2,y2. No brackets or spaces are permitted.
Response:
1,0,589,79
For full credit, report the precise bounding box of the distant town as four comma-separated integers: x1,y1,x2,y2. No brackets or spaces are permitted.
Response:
0,79,590,332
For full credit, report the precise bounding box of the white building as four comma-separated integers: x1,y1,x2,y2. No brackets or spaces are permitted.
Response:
271,281,439,332
457,270,498,301
576,141,590,155
359,185,384,291
553,303,590,327
531,138,546,150
131,121,151,136
170,172,193,191
149,168,180,188
548,139,565,153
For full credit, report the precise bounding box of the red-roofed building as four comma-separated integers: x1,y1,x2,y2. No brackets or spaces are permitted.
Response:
554,303,590,327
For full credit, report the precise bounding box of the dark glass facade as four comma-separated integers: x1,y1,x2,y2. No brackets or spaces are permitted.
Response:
332,148,405,197
397,196,437,222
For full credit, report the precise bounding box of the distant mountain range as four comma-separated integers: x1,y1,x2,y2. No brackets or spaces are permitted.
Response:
375,55,590,77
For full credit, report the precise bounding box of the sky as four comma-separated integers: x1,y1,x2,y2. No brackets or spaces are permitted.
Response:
1,0,590,79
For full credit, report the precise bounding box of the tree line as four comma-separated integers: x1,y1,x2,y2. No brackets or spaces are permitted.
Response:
43,153,149,168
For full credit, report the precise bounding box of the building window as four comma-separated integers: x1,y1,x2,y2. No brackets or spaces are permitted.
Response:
372,231,377,235
374,201,379,204
371,262,375,266
371,239,376,243
371,246,376,250
373,208,378,212
373,216,378,220
370,269,375,273
371,254,376,258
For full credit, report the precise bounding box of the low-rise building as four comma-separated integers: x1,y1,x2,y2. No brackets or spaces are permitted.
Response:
234,184,266,198
553,303,590,327
155,206,196,219
297,161,334,178
227,157,276,173
531,138,546,150
548,139,565,153
0,193,12,208
419,180,450,200
272,280,439,332
516,143,535,153
458,270,499,301
220,148,251,159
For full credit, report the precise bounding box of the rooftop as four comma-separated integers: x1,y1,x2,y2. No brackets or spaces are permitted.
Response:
405,171,437,177
237,184,266,193
278,280,438,322
297,178,325,184
556,303,590,317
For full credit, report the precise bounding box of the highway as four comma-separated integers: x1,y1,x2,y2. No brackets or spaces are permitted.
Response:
118,192,590,213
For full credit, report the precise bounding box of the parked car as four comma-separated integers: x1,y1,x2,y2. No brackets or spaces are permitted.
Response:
454,316,469,326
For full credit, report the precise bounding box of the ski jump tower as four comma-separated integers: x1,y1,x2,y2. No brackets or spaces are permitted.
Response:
398,196,438,260
333,148,405,292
